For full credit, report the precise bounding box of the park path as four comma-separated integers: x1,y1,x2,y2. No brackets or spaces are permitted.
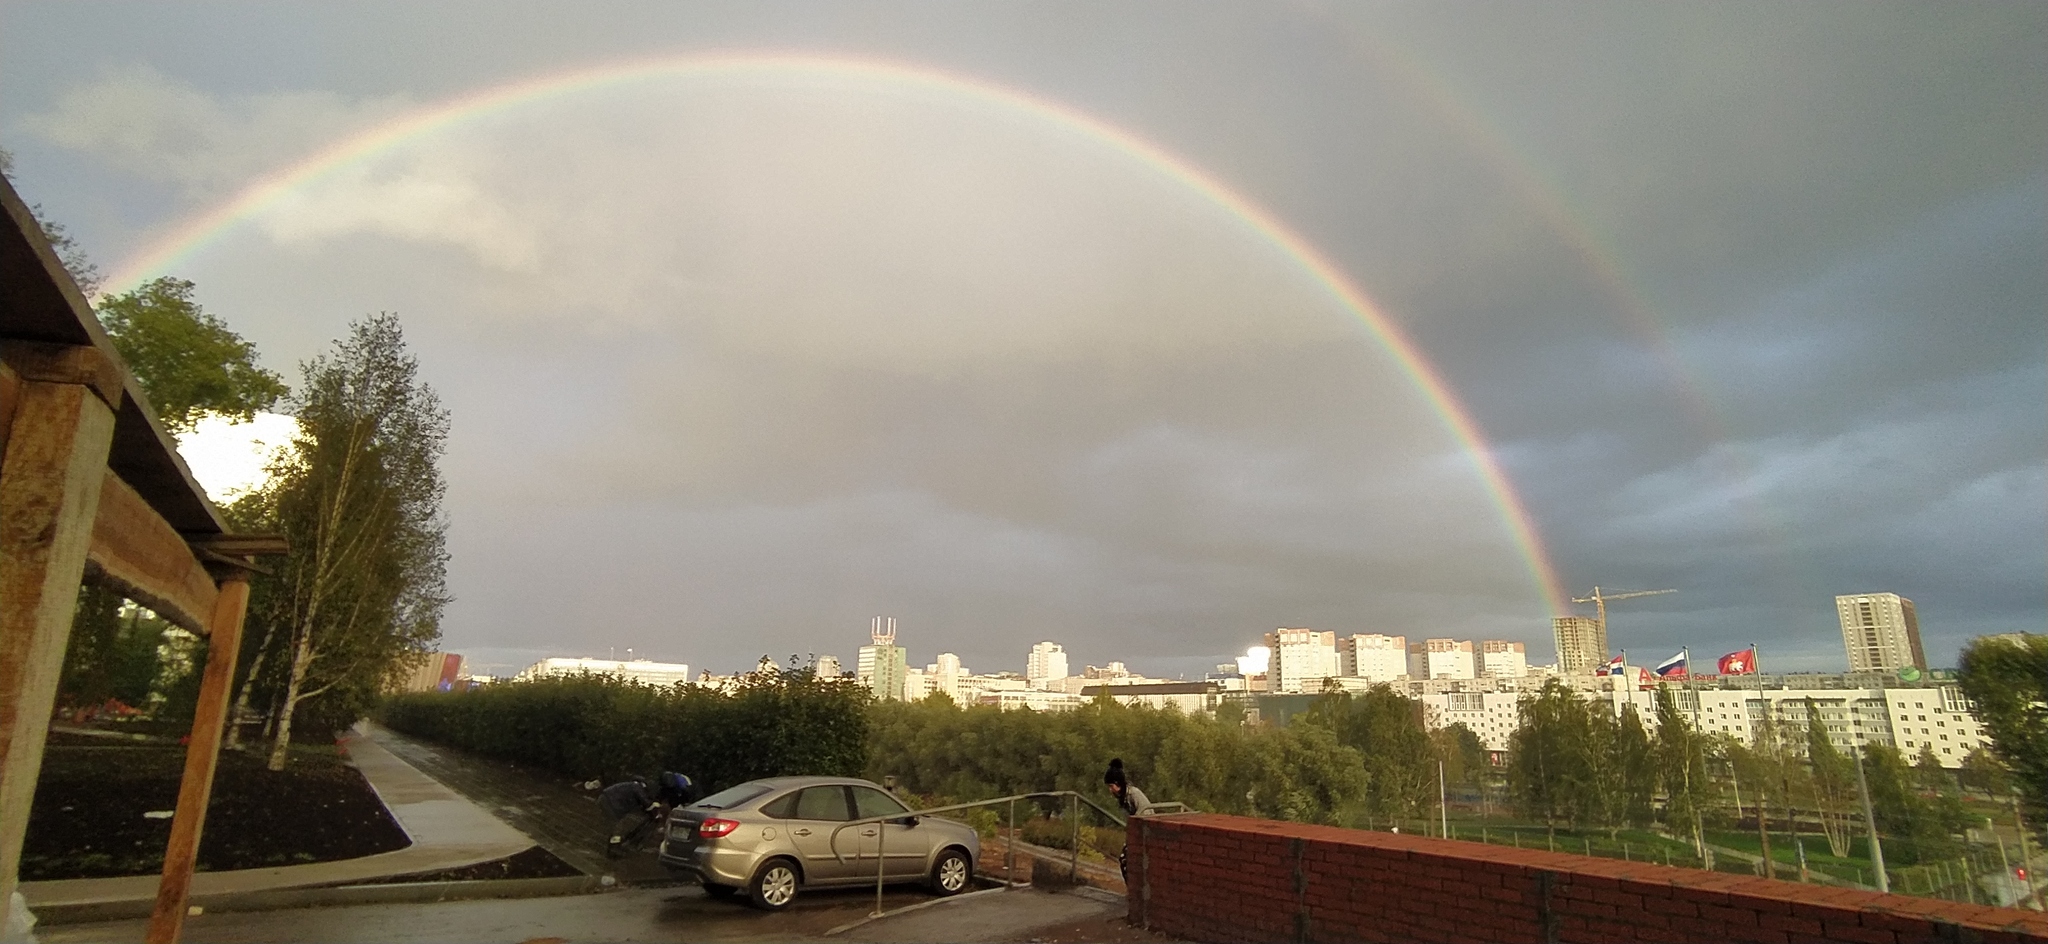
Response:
358,723,672,883
21,726,534,912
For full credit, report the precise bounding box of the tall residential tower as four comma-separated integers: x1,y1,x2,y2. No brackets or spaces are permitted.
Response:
1837,593,1926,672
1552,616,1606,676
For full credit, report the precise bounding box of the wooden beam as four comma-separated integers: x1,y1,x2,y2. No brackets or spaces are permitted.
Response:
0,339,123,412
84,473,218,635
0,379,116,913
143,574,250,944
0,361,19,464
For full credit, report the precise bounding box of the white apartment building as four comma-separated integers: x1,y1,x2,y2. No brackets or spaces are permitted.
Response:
1027,641,1069,689
1079,681,1229,714
977,689,1088,711
1480,640,1528,678
1837,593,1928,672
514,657,692,687
920,653,965,701
1267,629,1339,694
1338,634,1408,682
1408,638,1476,681
1414,680,1989,768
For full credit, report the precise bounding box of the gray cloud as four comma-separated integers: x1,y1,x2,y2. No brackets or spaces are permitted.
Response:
3,1,2040,675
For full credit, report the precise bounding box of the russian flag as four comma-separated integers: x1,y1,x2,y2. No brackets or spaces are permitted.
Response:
1602,654,1626,676
1653,651,1688,678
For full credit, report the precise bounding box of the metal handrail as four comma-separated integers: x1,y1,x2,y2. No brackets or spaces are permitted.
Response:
824,789,1188,918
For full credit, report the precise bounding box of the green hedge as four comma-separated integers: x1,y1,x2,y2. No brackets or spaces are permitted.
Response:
378,669,870,791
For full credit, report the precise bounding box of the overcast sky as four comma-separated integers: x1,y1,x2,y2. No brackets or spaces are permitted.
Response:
3,2,2041,678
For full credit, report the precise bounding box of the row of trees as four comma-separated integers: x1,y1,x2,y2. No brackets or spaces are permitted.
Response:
42,261,448,768
1506,679,2000,867
379,665,871,792
866,686,1485,828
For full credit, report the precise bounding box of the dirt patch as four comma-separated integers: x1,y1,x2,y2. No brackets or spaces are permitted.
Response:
21,741,409,880
323,845,585,885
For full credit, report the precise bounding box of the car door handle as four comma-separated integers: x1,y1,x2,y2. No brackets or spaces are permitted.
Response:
861,828,877,837
793,828,812,836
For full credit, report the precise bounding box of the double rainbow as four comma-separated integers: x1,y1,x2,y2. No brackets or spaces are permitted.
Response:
105,52,1568,615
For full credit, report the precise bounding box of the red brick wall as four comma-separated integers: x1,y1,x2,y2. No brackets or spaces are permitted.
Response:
1125,813,2048,944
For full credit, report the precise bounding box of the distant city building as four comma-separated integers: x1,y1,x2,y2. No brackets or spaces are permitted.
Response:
920,653,965,701
1837,593,1927,672
1479,640,1528,679
396,652,465,692
1337,634,1408,682
1266,629,1338,694
857,616,910,701
1027,641,1069,689
514,657,691,688
1552,616,1607,676
977,689,1088,712
1415,677,1988,768
815,654,843,678
1080,681,1229,714
1408,638,1476,680
1082,661,1131,680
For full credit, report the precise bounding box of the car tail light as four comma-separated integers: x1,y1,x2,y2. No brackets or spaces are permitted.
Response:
698,818,740,839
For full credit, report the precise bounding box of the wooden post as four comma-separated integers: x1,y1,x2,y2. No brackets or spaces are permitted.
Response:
144,573,252,944
0,378,116,912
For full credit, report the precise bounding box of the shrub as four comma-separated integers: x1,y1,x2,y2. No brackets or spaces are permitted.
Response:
378,668,870,791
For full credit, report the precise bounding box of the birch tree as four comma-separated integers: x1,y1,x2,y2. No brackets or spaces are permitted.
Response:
253,314,448,770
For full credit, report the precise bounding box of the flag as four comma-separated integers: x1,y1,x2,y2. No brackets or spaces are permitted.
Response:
1653,651,1689,678
1603,654,1626,676
1718,647,1757,675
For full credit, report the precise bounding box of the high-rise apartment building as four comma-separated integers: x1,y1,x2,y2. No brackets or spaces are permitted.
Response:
1337,634,1408,682
1837,593,1927,672
1553,616,1606,676
815,655,842,678
1266,628,1338,694
1027,641,1069,689
1479,640,1528,678
926,652,965,701
857,617,909,701
1408,638,1476,680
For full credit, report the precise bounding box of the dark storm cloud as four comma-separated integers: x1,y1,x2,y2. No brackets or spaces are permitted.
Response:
3,1,2040,674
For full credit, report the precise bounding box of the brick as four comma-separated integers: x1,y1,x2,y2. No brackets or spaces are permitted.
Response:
1817,917,1896,944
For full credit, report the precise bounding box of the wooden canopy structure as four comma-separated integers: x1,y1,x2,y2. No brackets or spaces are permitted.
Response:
0,174,285,943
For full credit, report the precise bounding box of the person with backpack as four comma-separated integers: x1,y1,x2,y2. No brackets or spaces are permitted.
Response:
600,771,699,858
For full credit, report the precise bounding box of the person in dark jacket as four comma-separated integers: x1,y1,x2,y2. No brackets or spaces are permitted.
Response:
1105,758,1152,881
600,775,660,858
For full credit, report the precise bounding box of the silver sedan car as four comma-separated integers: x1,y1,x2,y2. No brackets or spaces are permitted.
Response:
659,776,979,910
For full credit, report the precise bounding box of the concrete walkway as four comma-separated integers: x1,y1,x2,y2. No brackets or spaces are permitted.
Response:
21,726,535,912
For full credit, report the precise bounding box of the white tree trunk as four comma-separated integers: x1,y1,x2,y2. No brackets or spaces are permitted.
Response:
266,630,315,771
224,622,276,751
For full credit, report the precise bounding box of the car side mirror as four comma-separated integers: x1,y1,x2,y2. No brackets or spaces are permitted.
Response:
898,815,919,827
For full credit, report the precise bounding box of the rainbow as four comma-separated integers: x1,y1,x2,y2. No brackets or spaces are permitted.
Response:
105,52,1569,615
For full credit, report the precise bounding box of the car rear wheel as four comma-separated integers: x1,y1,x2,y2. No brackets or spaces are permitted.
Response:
702,882,739,900
748,858,800,911
929,848,970,896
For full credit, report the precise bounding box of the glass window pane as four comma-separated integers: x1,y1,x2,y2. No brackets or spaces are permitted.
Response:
796,785,853,821
852,786,909,818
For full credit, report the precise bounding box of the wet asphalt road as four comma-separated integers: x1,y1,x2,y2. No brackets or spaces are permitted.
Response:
40,882,949,943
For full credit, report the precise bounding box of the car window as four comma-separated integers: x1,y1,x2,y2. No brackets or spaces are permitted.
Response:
851,785,908,819
691,783,772,811
794,785,853,821
759,792,800,819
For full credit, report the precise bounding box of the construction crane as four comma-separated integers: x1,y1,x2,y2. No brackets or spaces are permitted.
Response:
1572,587,1676,631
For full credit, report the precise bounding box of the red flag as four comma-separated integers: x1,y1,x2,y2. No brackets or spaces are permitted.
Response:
1718,648,1757,675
